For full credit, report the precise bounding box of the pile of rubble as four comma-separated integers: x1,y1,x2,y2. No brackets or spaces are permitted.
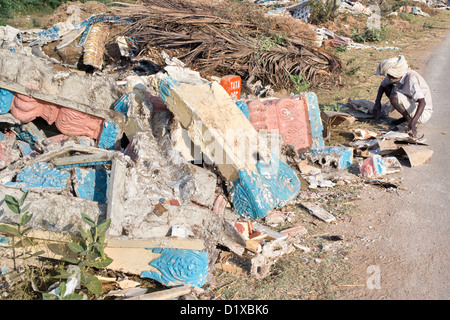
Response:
0,1,435,299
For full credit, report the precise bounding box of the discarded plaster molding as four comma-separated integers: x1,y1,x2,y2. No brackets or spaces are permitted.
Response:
155,75,260,181
154,74,300,219
0,88,13,114
5,162,71,192
247,96,313,153
105,155,127,238
360,155,386,177
297,92,325,149
0,113,22,125
302,146,353,170
15,140,33,157
72,167,110,203
20,228,210,288
229,153,301,219
9,93,121,149
140,248,208,287
300,202,336,223
82,22,110,70
117,202,246,256
0,49,125,123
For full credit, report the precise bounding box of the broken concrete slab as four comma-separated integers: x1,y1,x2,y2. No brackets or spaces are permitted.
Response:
250,238,296,280
188,164,217,208
302,146,353,170
0,185,106,234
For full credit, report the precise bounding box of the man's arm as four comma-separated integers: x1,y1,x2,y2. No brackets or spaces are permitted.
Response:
373,85,385,119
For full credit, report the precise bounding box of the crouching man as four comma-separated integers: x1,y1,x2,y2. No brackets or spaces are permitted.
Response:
373,55,433,138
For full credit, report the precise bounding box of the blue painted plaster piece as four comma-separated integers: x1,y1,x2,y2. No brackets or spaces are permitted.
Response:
0,88,14,114
140,248,208,287
372,155,386,174
229,153,301,219
113,94,131,115
0,235,10,246
235,100,249,119
303,146,353,169
15,140,33,156
12,122,46,147
158,77,180,103
98,120,119,150
5,163,69,191
73,167,109,203
301,92,324,149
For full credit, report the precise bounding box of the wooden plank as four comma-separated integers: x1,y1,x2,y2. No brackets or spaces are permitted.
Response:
27,229,204,251
125,285,193,300
106,238,205,251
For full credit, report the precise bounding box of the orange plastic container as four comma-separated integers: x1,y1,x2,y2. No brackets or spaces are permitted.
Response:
220,75,241,99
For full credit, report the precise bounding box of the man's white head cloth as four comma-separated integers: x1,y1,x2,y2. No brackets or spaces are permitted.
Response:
376,55,409,78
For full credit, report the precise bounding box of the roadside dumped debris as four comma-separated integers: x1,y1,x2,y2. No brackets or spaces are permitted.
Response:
0,0,437,300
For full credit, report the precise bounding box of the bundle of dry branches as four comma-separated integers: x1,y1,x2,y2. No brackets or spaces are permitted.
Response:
116,0,341,90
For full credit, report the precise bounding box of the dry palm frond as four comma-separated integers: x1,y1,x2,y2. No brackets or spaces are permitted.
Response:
117,0,341,90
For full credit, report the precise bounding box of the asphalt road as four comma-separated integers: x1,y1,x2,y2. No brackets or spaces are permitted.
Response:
400,29,450,299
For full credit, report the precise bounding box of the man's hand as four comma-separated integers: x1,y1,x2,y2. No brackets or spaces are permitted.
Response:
407,119,418,137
